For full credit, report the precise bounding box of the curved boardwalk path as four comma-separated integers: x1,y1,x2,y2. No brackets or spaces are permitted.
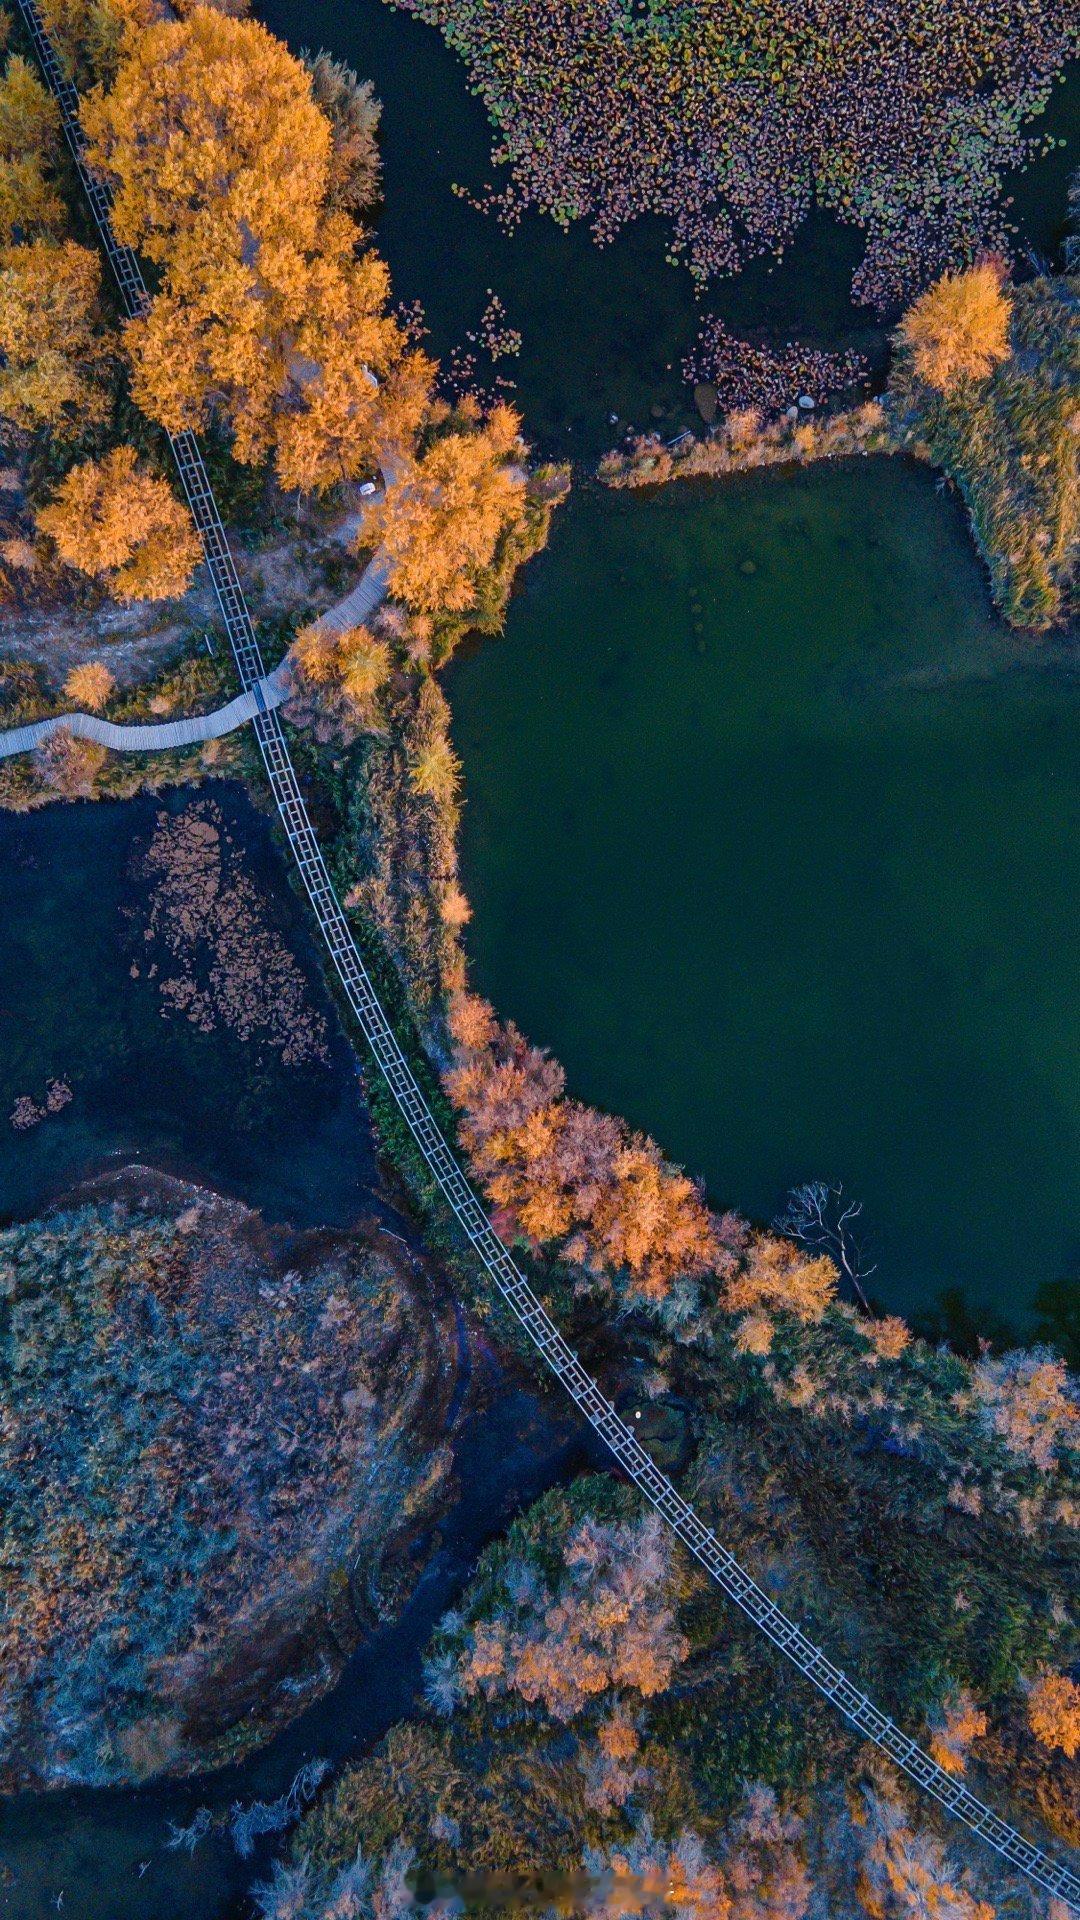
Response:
0,659,289,759
18,7,1079,1906
0,488,397,761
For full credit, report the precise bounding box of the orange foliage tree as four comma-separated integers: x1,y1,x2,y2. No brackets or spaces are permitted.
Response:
927,1690,988,1777
0,238,109,436
273,232,431,493
82,9,430,485
37,446,200,601
0,54,63,245
1027,1672,1080,1759
365,405,527,613
856,1787,995,1920
438,1509,688,1723
589,1787,810,1920
39,0,160,86
721,1232,838,1327
63,660,115,710
896,264,1012,393
444,992,717,1311
288,617,391,733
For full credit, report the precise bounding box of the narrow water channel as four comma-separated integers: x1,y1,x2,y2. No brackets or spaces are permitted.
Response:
0,785,600,1919
0,1352,599,1920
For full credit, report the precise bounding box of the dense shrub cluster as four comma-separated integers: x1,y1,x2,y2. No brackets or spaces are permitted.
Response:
891,268,1080,629
277,1471,1070,1920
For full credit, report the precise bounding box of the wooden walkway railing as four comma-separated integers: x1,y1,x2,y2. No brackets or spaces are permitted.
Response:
17,4,1078,1905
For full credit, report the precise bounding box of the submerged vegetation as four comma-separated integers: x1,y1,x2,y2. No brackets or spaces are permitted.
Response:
388,0,1078,310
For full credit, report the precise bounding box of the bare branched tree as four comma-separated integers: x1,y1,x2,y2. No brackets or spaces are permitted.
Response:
774,1181,877,1312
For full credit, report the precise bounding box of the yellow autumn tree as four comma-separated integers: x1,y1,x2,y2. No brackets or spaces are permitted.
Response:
445,1510,688,1723
37,446,200,601
928,1690,988,1776
590,1140,719,1304
83,9,424,482
289,617,390,728
81,10,330,453
896,264,1012,393
722,1233,838,1325
0,55,64,245
39,0,160,87
1028,1673,1080,1760
366,406,528,612
0,238,109,435
63,660,115,709
273,224,433,494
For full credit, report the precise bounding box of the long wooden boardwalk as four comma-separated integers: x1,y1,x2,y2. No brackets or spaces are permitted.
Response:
16,5,1079,1906
0,659,289,759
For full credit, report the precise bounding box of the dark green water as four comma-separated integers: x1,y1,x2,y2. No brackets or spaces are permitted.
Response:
446,461,1080,1325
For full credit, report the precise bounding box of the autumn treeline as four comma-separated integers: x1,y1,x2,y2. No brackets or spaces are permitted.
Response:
0,0,535,626
443,986,839,1329
276,1476,1079,1920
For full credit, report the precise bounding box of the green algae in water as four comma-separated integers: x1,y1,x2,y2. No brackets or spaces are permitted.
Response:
445,459,1080,1326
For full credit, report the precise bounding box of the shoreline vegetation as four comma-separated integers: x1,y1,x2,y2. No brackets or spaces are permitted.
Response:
1,0,1077,1908
600,255,1079,636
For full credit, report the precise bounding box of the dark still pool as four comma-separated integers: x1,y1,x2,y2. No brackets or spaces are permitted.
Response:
0,782,383,1231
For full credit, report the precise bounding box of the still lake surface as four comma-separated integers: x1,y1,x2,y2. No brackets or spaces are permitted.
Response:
446,462,1080,1326
0,784,384,1231
253,0,1080,1327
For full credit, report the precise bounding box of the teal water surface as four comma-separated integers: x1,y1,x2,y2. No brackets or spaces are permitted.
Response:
446,460,1080,1325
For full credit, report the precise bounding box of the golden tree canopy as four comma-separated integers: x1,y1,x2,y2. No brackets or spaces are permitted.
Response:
273,222,433,493
37,446,201,602
722,1233,838,1325
63,661,115,710
289,617,390,729
449,1509,688,1723
896,264,1012,393
81,10,331,273
0,55,64,245
0,238,108,436
1027,1672,1080,1759
367,407,528,612
39,0,161,88
84,10,424,484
